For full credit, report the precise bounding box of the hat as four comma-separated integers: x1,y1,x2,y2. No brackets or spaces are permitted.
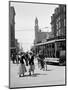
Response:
39,50,43,54
30,51,33,54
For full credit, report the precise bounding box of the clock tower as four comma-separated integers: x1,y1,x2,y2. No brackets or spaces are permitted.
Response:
34,17,39,44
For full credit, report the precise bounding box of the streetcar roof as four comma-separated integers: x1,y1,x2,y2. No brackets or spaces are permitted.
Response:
34,39,65,46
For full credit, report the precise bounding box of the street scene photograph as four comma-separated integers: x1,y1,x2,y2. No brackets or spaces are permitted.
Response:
9,1,66,88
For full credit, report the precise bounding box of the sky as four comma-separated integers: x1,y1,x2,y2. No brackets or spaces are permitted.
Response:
10,2,58,52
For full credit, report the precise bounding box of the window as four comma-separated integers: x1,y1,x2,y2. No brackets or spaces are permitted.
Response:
64,6,66,12
56,23,59,29
58,29,61,36
58,22,61,28
56,22,61,30
56,31,59,36
64,19,66,26
58,16,60,21
56,16,61,30
56,29,61,36
56,16,60,22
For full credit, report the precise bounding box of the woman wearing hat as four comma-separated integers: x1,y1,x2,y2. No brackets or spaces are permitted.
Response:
19,53,27,77
38,50,45,70
29,52,35,76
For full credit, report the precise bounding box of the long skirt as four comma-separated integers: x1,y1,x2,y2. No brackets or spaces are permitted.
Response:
19,64,27,75
40,60,45,69
29,64,35,72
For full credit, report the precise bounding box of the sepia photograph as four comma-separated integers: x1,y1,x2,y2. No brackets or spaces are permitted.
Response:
9,1,66,88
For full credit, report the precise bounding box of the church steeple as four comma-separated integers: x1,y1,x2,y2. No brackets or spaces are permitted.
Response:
35,17,38,26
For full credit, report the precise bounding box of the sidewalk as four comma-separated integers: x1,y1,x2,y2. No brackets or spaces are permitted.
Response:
10,60,65,88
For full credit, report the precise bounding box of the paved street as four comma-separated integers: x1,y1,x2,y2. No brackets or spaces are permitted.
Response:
10,59,65,88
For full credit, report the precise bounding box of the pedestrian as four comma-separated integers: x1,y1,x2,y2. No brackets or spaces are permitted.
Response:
18,54,21,64
29,52,35,76
44,56,47,71
38,50,45,71
16,54,19,64
12,53,16,64
19,53,27,77
25,52,29,66
37,53,41,68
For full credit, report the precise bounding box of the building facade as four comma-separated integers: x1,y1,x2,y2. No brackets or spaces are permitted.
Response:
50,5,66,57
34,17,50,44
51,5,66,38
9,6,16,55
34,5,66,61
15,39,20,54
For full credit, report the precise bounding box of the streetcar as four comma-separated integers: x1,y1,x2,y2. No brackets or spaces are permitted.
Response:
34,38,66,65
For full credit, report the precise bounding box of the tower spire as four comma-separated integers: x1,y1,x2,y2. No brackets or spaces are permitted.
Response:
35,17,38,26
34,17,39,44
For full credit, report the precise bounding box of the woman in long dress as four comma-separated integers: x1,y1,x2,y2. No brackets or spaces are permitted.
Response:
19,53,27,77
29,52,35,76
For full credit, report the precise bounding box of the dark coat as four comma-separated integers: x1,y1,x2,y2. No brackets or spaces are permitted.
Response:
29,55,34,65
38,54,44,59
20,55,25,64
